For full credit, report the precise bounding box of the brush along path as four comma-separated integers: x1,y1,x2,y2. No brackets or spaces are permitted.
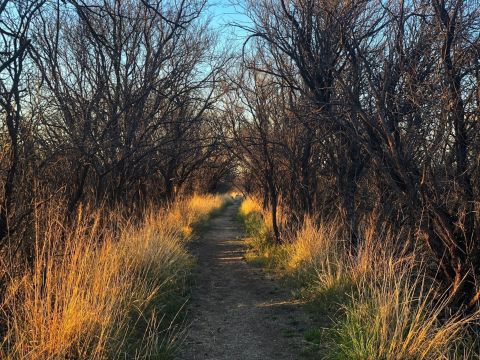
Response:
177,199,309,360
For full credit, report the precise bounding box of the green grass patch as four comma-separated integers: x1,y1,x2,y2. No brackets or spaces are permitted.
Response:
123,270,191,358
304,328,324,345
237,207,291,272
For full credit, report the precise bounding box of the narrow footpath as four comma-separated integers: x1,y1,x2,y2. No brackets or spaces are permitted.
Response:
177,199,309,360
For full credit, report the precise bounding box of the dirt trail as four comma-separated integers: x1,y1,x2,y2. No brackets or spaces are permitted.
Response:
177,198,309,360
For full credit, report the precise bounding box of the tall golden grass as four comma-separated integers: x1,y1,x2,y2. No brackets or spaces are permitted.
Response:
166,194,226,238
239,197,480,359
331,264,479,360
0,194,225,360
238,197,263,218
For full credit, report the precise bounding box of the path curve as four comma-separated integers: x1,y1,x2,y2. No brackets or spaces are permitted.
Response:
177,198,308,360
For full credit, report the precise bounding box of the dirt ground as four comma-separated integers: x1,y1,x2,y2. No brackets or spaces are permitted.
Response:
176,198,311,360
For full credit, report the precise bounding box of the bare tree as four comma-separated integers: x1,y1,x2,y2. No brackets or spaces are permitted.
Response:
0,0,45,244
236,0,480,310
239,0,372,249
31,0,224,209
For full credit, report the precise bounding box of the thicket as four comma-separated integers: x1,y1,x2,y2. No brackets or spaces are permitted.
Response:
0,0,234,268
224,0,479,315
1,1,231,357
227,0,480,357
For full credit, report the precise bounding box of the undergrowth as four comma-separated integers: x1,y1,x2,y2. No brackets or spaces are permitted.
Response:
238,198,289,269
0,194,225,360
238,197,480,360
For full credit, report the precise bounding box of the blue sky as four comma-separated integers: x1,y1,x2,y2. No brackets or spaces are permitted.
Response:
207,1,252,47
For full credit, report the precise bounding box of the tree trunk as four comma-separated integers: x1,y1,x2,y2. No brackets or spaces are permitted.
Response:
0,114,19,244
266,173,281,243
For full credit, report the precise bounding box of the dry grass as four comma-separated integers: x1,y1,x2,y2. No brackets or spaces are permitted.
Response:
330,258,480,360
0,194,225,360
238,197,480,359
293,221,480,359
238,197,263,218
286,217,352,305
238,197,284,267
239,197,270,242
166,194,227,238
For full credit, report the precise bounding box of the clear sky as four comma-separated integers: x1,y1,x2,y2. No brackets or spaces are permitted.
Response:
207,1,252,48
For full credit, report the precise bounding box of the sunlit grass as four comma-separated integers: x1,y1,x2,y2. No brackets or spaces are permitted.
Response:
329,262,480,360
166,194,227,238
238,197,283,268
239,197,263,218
0,194,225,359
238,197,480,359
